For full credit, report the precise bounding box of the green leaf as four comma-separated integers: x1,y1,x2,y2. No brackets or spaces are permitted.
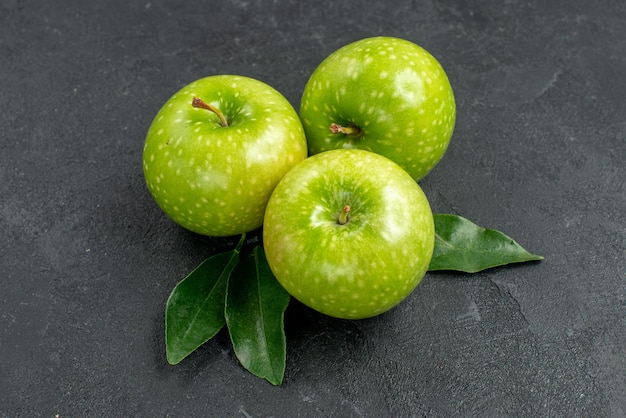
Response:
165,235,245,365
429,214,544,273
225,246,291,386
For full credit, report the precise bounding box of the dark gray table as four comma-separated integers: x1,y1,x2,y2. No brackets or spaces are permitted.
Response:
2,1,624,416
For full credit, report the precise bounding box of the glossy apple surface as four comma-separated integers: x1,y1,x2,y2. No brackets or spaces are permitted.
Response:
143,75,308,236
300,36,456,181
263,149,435,319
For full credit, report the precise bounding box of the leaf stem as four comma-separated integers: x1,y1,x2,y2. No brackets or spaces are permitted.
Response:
235,233,246,253
192,97,229,127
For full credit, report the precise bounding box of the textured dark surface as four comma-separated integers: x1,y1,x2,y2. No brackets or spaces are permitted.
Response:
1,0,625,416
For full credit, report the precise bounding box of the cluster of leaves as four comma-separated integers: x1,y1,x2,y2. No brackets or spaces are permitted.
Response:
165,214,542,385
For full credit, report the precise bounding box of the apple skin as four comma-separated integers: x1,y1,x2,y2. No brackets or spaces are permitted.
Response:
263,149,435,319
143,75,308,237
300,36,456,182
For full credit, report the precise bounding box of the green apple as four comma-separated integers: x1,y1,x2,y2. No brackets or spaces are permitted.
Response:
300,36,456,181
263,149,434,319
143,75,308,237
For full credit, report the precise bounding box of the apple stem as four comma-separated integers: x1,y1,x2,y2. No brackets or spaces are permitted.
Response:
192,97,229,127
330,123,361,136
338,205,351,225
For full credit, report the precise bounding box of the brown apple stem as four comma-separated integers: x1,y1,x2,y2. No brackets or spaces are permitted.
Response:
192,97,228,127
330,123,361,136
338,205,351,225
